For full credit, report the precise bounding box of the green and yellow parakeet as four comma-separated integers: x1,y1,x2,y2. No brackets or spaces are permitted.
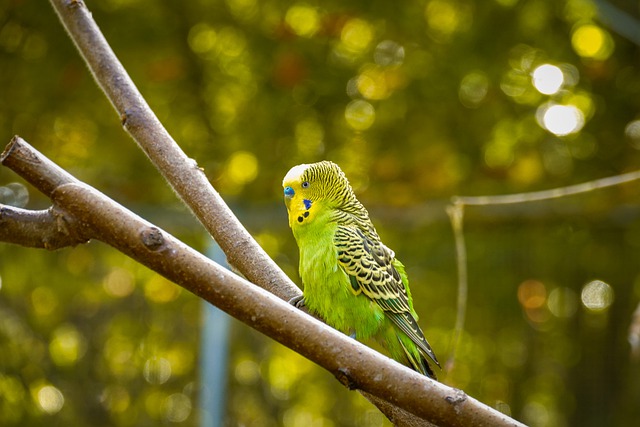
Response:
283,160,440,379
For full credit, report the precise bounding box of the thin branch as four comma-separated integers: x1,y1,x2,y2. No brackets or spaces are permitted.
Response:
446,169,640,381
47,0,298,300
1,137,525,427
445,202,467,374
0,204,88,249
452,169,640,206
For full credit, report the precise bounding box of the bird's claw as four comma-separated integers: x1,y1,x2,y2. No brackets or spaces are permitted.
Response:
288,295,306,308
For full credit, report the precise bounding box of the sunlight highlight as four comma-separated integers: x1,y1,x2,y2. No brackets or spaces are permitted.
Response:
531,64,563,95
537,103,584,136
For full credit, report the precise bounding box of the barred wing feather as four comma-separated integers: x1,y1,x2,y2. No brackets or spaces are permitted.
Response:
334,226,439,367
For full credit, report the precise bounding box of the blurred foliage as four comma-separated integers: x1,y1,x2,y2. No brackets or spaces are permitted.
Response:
1,0,640,426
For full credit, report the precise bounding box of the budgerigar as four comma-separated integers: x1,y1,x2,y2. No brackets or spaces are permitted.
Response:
282,160,440,378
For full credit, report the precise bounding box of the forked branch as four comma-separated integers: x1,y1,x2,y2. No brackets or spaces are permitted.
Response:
1,136,524,427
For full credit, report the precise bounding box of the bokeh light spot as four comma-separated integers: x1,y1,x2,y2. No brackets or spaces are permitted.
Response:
285,4,321,38
571,24,614,60
216,27,247,58
103,268,135,298
522,401,550,427
226,0,258,22
341,18,374,53
518,279,547,309
625,120,640,150
235,358,261,385
0,182,29,207
31,287,58,317
581,280,614,312
425,0,463,38
100,385,131,414
295,118,325,158
50,324,86,367
531,64,564,95
163,393,192,423
547,287,578,318
345,100,376,131
537,103,584,136
33,384,64,414
227,151,259,185
188,23,217,55
459,71,489,108
144,275,181,303
374,40,405,66
356,67,390,100
144,357,172,385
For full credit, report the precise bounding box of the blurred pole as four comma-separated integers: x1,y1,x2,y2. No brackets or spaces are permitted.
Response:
200,242,232,427
594,0,640,46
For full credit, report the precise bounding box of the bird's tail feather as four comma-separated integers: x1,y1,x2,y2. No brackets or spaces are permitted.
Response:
399,337,437,380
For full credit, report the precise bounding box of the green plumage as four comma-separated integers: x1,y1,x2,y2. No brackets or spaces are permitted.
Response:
283,161,439,378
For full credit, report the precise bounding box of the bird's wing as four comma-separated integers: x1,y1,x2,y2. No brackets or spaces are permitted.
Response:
335,225,439,366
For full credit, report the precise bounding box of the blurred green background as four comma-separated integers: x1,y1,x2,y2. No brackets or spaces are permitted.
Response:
1,0,640,426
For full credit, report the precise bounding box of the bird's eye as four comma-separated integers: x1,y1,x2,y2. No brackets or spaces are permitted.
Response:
301,181,310,188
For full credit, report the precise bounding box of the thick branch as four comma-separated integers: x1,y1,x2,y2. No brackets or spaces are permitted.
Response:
48,0,298,300
43,4,433,421
1,137,524,427
43,2,438,422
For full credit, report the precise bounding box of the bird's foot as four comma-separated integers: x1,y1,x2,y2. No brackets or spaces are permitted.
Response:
288,295,306,309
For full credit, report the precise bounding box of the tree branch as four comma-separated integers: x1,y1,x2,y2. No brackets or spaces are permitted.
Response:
44,3,440,423
452,169,640,206
0,204,88,249
444,202,468,374
1,137,524,427
48,0,298,300
25,1,526,424
446,169,640,373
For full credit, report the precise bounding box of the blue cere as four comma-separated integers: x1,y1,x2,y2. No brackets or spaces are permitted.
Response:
303,199,312,210
284,186,295,197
